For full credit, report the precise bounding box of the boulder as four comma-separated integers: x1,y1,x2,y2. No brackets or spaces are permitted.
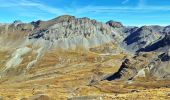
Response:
29,94,50,100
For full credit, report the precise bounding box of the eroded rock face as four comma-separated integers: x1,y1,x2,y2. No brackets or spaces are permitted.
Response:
28,15,124,51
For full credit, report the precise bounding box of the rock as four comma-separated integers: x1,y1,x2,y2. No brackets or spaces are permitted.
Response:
106,59,132,81
31,20,42,28
106,20,123,28
20,97,28,100
68,96,102,100
13,20,23,26
158,53,170,62
0,97,3,100
135,68,146,77
164,26,170,33
29,94,50,100
131,90,140,92
167,92,170,96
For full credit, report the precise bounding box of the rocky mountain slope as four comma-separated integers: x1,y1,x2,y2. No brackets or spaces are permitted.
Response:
0,15,170,100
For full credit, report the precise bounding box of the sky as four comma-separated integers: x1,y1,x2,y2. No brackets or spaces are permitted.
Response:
0,0,170,26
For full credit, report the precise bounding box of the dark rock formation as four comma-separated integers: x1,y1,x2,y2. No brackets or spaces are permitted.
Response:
106,20,123,28
106,59,131,81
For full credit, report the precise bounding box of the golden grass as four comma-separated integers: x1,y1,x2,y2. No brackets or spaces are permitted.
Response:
0,49,170,100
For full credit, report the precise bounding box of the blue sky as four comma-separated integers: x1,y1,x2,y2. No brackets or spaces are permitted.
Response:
0,0,170,26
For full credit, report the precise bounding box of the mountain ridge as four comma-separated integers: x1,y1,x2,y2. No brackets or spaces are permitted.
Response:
0,15,170,100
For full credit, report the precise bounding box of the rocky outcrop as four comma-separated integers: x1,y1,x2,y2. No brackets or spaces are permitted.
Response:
106,59,131,81
13,20,23,26
164,26,170,33
106,20,123,28
106,51,170,81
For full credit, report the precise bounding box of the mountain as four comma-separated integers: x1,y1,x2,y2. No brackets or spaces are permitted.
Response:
0,15,170,100
122,26,163,52
138,32,170,52
122,25,170,52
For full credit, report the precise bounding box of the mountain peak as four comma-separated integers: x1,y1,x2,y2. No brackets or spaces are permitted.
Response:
50,15,76,22
106,20,123,28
